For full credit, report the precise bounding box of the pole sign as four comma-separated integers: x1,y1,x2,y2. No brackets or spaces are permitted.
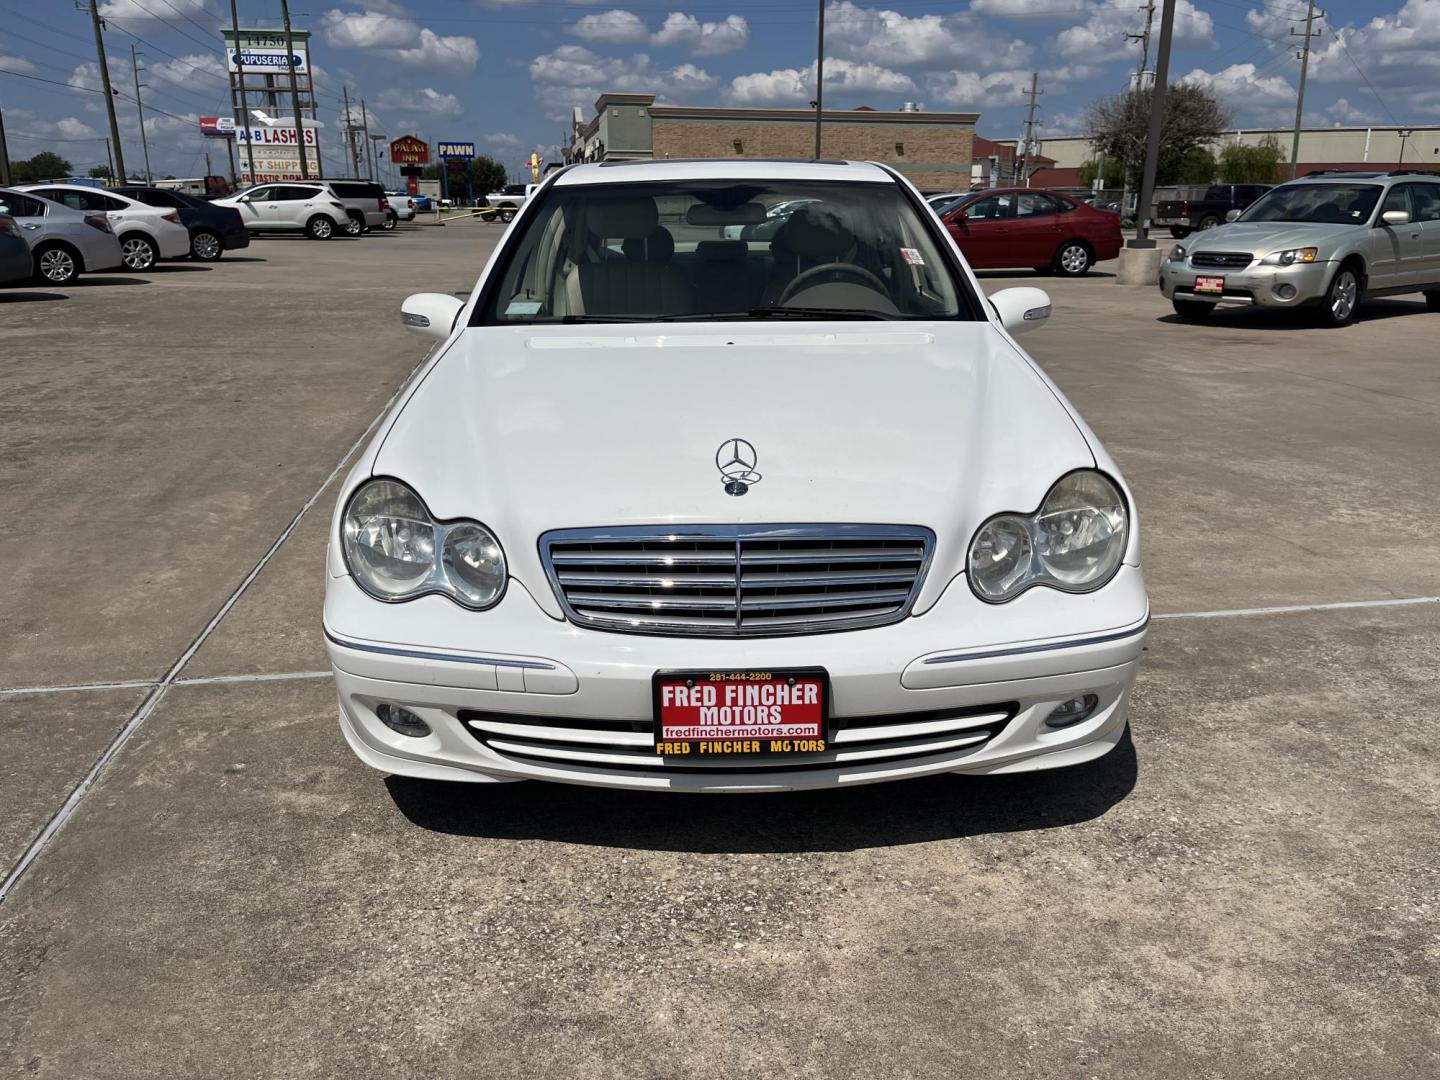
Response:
389,135,429,165
438,141,475,160
199,116,236,138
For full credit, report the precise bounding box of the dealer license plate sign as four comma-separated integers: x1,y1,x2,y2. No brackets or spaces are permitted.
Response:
653,669,828,757
1194,275,1225,294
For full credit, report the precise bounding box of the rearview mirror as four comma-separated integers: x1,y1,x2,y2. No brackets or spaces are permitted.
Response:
401,292,464,341
1225,209,1242,222
989,287,1052,335
1381,209,1411,226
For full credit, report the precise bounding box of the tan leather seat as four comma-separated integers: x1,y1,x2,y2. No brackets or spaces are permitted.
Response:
571,197,693,316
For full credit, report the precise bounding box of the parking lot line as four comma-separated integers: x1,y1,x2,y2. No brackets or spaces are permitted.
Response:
0,351,431,906
1153,595,1440,621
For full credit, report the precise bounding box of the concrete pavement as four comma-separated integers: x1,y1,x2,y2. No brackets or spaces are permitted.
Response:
2,227,1437,1077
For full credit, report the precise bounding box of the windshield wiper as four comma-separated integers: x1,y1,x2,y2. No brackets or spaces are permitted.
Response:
666,307,899,322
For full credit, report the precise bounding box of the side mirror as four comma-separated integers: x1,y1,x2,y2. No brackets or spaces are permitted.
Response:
1381,209,1410,226
1225,209,1242,222
990,287,1052,335
401,292,464,341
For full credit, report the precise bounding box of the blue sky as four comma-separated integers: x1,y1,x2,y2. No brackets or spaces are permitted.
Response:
2,0,1438,179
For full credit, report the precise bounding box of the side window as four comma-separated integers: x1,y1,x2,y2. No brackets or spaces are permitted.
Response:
1380,185,1412,221
1016,193,1060,217
1204,186,1228,202
964,194,1012,220
1410,184,1440,223
142,190,182,208
243,186,273,202
290,186,324,201
94,193,129,212
32,188,86,211
0,193,46,217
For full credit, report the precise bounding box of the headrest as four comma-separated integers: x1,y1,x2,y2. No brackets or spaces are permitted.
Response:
778,205,853,258
588,197,659,239
621,227,674,263
695,240,747,263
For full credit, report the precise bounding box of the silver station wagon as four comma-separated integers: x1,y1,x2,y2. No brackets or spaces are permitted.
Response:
1159,170,1440,327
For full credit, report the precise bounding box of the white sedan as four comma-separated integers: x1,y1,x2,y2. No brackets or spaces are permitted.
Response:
324,158,1148,793
19,182,189,270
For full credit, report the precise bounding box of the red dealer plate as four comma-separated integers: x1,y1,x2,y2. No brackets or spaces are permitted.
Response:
653,669,829,758
1194,275,1225,294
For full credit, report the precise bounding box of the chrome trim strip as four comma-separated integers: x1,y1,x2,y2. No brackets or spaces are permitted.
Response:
921,617,1150,666
323,629,556,670
539,523,936,638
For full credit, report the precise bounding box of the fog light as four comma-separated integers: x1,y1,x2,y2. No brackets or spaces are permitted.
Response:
1276,283,1297,300
377,703,430,737
1045,694,1099,729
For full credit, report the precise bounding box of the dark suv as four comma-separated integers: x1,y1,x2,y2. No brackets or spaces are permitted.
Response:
114,185,249,261
322,180,389,235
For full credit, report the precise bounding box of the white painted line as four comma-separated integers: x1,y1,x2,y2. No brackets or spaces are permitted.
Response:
0,679,158,699
173,670,333,687
1153,596,1440,621
0,353,429,906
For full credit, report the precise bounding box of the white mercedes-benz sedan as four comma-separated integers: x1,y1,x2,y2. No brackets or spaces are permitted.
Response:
324,158,1148,793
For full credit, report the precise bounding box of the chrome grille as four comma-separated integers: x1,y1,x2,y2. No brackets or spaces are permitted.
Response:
540,525,934,636
461,702,1015,773
1190,251,1253,269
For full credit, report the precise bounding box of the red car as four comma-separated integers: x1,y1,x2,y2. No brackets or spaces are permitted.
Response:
939,188,1122,276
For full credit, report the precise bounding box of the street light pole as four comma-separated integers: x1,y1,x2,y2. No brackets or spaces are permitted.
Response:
130,45,152,185
813,0,825,159
1128,0,1176,249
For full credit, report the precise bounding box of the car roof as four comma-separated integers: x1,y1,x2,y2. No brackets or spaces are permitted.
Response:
553,159,894,186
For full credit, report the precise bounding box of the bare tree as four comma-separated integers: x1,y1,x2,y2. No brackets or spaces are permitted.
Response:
1087,83,1231,187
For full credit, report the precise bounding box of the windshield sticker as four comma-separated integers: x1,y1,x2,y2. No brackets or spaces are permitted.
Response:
505,300,543,315
900,247,925,266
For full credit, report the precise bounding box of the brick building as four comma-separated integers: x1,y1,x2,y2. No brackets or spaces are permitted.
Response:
568,93,978,193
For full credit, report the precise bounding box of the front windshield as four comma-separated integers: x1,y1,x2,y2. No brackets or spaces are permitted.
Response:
479,179,971,324
1239,183,1382,224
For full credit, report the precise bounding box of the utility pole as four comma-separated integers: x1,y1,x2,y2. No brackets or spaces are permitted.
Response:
1125,1,1157,90
87,0,126,182
130,45,152,184
0,106,11,186
813,0,825,159
342,86,361,175
361,98,374,180
1130,0,1176,248
1289,0,1321,180
104,137,114,181
1018,72,1042,186
278,0,309,180
229,0,257,186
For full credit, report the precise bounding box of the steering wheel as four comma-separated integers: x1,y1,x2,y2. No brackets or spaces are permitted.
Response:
776,261,889,307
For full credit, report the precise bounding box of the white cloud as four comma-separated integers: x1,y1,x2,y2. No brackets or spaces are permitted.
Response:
824,2,1032,71
650,13,749,55
486,132,523,148
1179,63,1295,124
571,9,649,43
1055,0,1214,63
0,54,36,74
1310,0,1440,93
724,58,917,106
925,69,1039,109
1325,97,1381,126
376,86,463,118
321,9,480,69
971,0,1088,15
147,53,227,94
57,117,99,139
528,45,714,120
98,0,208,18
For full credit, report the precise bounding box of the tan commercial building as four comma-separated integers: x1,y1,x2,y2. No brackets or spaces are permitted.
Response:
999,125,1440,188
568,93,978,192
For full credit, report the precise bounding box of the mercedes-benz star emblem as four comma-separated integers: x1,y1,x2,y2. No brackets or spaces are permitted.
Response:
715,438,761,496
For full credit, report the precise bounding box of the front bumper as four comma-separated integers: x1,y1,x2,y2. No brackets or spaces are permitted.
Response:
1160,257,1332,308
324,564,1148,793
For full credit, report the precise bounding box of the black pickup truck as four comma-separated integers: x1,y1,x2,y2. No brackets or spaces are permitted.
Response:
1155,183,1272,238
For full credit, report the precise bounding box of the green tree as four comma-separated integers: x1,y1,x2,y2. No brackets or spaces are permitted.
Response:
1173,145,1218,184
1219,135,1284,184
469,154,507,195
1078,157,1125,189
11,151,75,182
1086,83,1230,187
88,164,114,180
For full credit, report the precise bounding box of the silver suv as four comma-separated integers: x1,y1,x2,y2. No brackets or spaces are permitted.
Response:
1159,170,1440,327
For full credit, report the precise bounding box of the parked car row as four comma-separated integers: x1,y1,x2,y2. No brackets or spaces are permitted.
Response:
0,177,418,287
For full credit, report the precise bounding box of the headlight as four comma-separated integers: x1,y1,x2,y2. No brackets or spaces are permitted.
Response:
967,470,1128,603
341,478,507,609
1260,247,1318,266
1167,243,1186,262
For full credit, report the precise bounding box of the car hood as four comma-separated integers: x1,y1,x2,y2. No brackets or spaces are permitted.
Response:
1194,220,1357,253
371,322,1096,615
